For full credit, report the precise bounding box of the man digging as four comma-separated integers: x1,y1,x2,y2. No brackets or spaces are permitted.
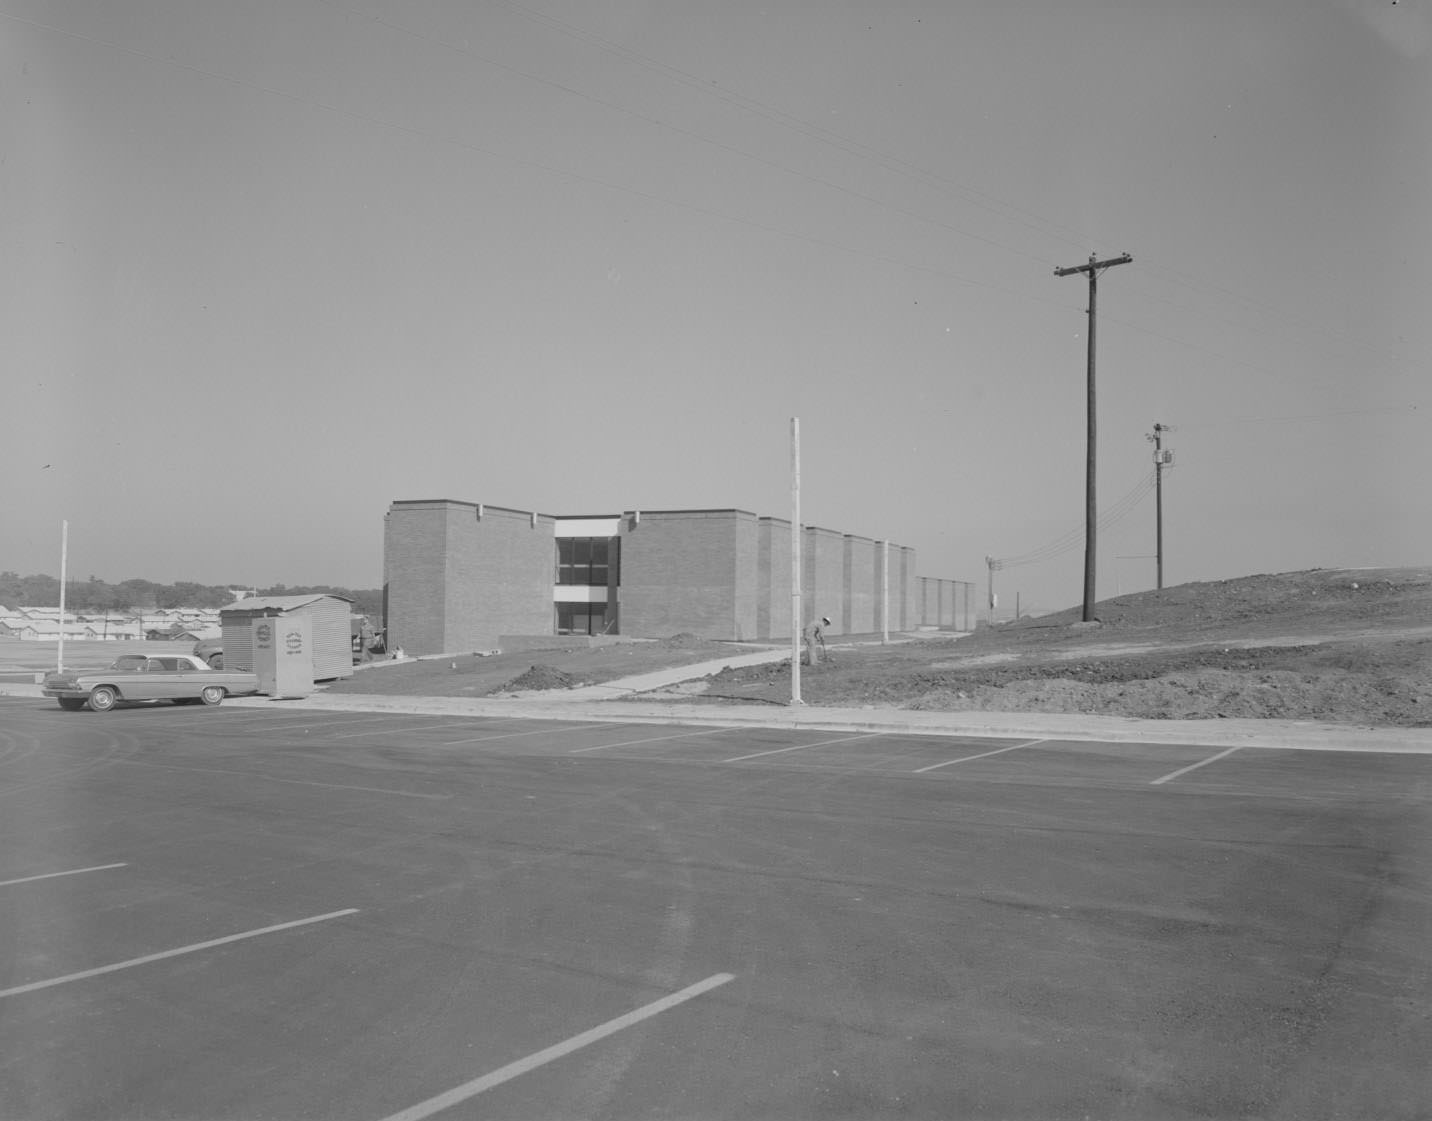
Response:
803,616,830,665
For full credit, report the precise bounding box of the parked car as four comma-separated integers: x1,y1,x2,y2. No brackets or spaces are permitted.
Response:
43,655,260,712
192,638,224,668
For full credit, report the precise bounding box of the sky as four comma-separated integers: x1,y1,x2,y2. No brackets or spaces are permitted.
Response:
3,0,1428,615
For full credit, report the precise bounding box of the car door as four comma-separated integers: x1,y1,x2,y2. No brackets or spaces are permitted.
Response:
158,656,203,700
120,658,166,701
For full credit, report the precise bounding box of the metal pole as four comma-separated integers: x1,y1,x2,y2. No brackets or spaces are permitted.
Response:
790,417,802,705
57,520,68,672
881,539,889,645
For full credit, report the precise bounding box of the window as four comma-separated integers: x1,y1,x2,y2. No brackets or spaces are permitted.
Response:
556,537,618,586
556,603,612,636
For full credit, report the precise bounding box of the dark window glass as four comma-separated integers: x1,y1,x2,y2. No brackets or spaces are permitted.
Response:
553,537,618,587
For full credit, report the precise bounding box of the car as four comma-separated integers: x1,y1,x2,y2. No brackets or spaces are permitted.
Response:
42,655,261,712
192,637,224,668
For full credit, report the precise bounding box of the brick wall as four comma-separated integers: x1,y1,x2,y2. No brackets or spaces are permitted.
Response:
384,500,554,655
619,510,759,640
757,517,793,639
383,502,449,655
387,497,964,646
898,546,918,631
843,535,876,634
803,526,846,633
446,504,555,651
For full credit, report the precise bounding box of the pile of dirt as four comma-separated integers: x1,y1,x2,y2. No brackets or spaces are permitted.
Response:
694,568,1432,727
501,664,580,692
658,633,707,648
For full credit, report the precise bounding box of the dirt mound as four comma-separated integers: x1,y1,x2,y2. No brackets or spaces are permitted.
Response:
693,568,1432,726
659,633,706,648
502,664,580,692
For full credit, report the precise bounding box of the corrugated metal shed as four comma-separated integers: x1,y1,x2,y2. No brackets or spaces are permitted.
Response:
219,594,354,680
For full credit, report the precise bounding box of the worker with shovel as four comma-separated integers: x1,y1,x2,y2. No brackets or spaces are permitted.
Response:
803,616,830,665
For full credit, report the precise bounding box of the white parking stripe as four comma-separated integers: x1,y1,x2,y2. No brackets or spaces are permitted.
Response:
913,739,1050,773
723,733,880,763
569,727,731,754
378,972,735,1121
0,862,127,889
1151,746,1241,785
0,909,359,999
111,758,450,799
440,722,628,747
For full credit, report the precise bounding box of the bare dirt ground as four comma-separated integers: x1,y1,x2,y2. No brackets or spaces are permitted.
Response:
692,568,1432,727
322,567,1430,727
323,633,754,699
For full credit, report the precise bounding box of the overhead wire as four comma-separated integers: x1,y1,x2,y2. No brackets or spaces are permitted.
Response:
994,471,1158,570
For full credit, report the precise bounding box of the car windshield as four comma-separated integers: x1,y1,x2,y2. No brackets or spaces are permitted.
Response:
111,656,148,670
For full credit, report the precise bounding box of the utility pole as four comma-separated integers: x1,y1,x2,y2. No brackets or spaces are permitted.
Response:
985,555,1000,624
1147,422,1175,589
1054,252,1133,621
790,417,802,706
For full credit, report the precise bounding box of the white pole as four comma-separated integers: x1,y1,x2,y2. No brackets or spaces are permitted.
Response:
882,539,890,645
790,417,802,705
57,520,68,672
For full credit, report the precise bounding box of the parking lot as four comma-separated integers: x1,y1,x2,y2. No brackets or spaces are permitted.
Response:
2,696,1429,1119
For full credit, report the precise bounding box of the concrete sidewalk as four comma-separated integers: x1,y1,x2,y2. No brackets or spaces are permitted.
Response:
6,649,1429,754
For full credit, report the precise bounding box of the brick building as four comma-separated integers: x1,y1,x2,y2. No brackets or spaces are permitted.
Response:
383,498,972,656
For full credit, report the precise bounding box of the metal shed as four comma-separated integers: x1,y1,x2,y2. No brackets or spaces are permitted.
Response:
218,594,355,680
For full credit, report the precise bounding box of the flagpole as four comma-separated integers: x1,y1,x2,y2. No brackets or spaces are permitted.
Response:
57,520,68,672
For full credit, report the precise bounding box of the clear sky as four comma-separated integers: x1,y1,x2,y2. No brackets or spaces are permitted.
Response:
3,0,1428,614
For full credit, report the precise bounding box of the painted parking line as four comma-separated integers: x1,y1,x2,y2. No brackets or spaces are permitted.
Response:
569,727,733,754
913,738,1050,774
723,733,881,764
327,719,491,741
378,972,735,1121
1151,746,1242,786
0,908,358,1000
0,862,127,889
111,758,451,800
441,722,632,747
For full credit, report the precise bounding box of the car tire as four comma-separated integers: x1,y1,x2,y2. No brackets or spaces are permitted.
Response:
88,686,119,713
207,655,224,669
200,685,225,706
57,697,86,711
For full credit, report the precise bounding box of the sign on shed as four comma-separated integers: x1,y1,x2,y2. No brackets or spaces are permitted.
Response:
219,594,354,681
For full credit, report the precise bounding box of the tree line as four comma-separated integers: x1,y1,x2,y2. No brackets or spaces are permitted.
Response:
0,572,383,621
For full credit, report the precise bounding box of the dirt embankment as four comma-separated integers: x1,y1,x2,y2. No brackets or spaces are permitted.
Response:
694,568,1432,727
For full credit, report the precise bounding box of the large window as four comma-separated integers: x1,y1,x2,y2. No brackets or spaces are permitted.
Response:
556,603,612,636
556,537,617,586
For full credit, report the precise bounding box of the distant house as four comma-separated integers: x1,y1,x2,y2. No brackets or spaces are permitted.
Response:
168,624,221,643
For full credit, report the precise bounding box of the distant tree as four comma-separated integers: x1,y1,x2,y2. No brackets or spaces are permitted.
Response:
116,579,159,612
0,571,379,615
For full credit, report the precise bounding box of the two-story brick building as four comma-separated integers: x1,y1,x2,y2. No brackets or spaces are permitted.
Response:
383,498,973,656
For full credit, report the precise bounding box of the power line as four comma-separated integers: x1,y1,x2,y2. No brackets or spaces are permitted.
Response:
994,471,1157,570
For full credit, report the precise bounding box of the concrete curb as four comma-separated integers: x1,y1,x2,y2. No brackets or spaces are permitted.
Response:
207,692,1432,753
7,649,1428,753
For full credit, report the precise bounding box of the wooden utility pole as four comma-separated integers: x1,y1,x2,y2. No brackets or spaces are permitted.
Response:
1054,252,1132,622
985,555,1000,623
1147,422,1174,589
